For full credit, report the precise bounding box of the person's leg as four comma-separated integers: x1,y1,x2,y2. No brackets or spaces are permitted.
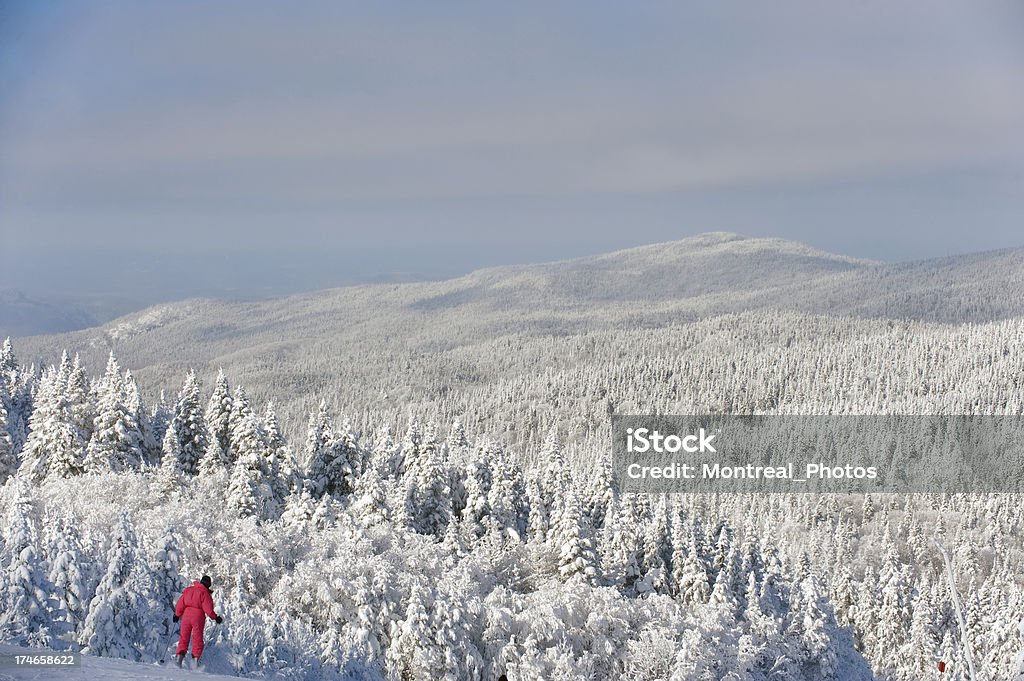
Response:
192,618,207,660
176,620,192,656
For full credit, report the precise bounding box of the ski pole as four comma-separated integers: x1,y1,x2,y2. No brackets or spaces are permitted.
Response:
169,618,181,666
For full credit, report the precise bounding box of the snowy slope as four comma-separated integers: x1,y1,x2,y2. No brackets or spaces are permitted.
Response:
0,644,238,680
10,232,1024,428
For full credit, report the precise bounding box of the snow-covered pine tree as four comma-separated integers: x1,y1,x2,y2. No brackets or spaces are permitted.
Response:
18,366,84,480
146,390,173,467
302,404,357,501
46,513,89,641
227,399,278,519
157,426,183,495
407,421,440,482
369,428,400,480
790,574,841,680
81,512,148,660
556,493,600,585
0,337,16,394
65,356,94,446
395,419,421,481
635,496,670,596
539,428,570,543
0,338,31,454
668,505,689,599
402,433,452,537
169,370,207,476
350,467,392,527
875,544,912,670
461,450,493,539
854,565,880,654
200,368,233,474
16,367,58,481
445,420,470,463
598,496,640,591
302,400,333,496
122,369,155,464
389,584,443,680
263,401,293,504
488,448,529,544
85,353,143,473
525,477,550,544
0,399,16,483
0,482,60,646
676,526,712,605
905,573,940,679
429,587,485,680
226,457,260,515
227,386,256,455
327,417,359,497
583,459,615,533
145,527,186,660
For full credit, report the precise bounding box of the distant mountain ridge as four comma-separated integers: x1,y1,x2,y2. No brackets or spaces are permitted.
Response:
0,289,144,339
9,233,1024,422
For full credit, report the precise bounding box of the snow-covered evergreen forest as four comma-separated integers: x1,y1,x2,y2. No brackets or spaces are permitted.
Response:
1,236,1023,680
2,310,1024,680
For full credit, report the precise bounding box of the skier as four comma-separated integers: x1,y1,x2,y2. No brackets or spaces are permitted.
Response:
173,575,223,667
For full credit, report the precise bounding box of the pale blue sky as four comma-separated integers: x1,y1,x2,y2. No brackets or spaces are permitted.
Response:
1,1,1023,299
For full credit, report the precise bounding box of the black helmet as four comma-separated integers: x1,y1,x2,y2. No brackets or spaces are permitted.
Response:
200,575,212,589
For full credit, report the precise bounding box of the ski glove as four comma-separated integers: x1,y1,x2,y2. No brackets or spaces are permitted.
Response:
215,616,223,624
173,615,179,623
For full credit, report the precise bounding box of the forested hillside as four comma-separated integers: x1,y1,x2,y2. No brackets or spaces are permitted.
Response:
1,316,1022,679
13,234,1024,434
2,235,1023,679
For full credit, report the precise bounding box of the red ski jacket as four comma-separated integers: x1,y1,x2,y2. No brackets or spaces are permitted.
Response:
174,581,219,621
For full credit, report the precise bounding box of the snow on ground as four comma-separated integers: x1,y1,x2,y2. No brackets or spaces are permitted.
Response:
0,644,238,680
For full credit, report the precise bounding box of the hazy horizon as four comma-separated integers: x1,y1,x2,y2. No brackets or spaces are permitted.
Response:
2,1,1023,305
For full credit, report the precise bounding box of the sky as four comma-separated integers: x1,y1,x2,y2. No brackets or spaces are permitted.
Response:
1,0,1023,301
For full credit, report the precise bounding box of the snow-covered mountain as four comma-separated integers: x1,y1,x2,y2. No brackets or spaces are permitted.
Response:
0,290,143,340
11,233,1024,427
1,233,1023,679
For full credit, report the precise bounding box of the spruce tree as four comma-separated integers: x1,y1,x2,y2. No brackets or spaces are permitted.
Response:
47,514,89,640
302,401,333,493
669,506,689,599
145,527,186,659
65,357,95,445
0,338,16,392
539,429,570,540
85,353,143,473
461,453,493,539
263,401,292,504
488,452,528,544
0,399,16,483
0,338,31,454
81,513,148,660
19,367,84,480
227,389,273,510
170,370,206,476
676,529,712,605
555,493,600,585
200,368,233,474
0,483,59,646
792,575,840,679
303,402,356,500
584,459,615,532
403,436,451,537
158,426,183,494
